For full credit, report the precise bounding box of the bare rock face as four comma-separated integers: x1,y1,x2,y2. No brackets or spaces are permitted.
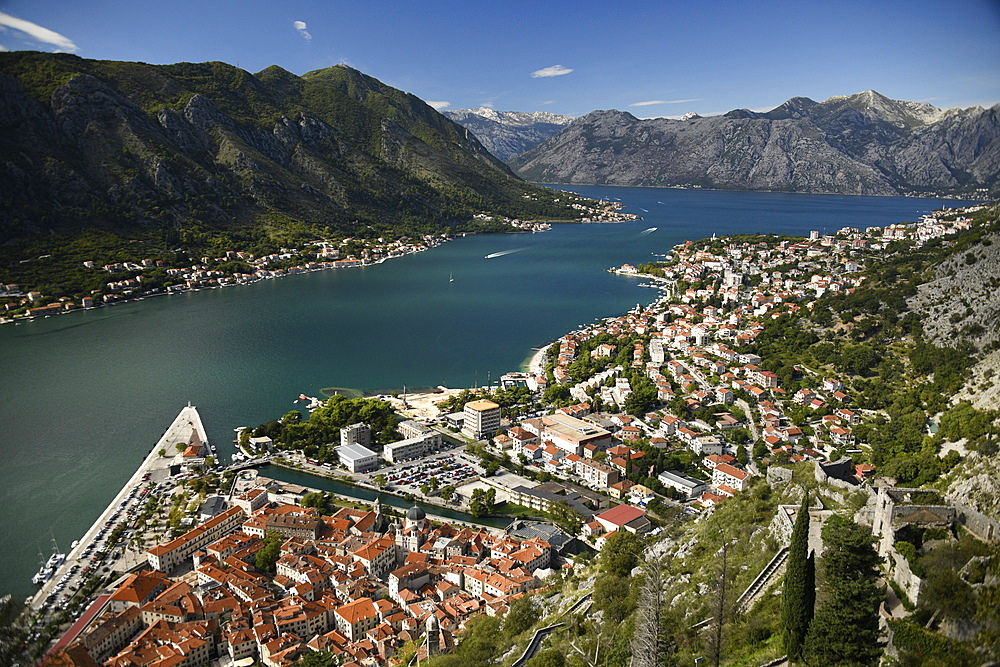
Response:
945,453,1000,521
907,230,1000,354
510,91,1000,197
442,108,574,162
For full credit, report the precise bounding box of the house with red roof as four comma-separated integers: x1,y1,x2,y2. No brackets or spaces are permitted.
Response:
593,504,651,536
712,463,750,492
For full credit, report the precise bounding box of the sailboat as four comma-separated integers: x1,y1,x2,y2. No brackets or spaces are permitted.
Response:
449,272,454,282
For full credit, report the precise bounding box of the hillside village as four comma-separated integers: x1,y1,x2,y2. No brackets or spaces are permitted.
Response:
475,207,983,520
1,196,623,322
1,235,452,319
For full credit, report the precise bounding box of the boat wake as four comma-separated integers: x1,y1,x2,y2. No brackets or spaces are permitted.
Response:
485,248,525,259
638,227,658,236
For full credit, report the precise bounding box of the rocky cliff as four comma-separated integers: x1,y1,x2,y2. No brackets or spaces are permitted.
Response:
0,53,578,244
509,91,1000,197
442,108,573,162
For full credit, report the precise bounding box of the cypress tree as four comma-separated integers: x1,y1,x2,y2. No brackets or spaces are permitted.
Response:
803,515,884,666
782,492,814,662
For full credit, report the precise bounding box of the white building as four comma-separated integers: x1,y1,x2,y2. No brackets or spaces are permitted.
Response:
539,413,613,456
398,420,443,448
336,443,379,472
657,470,707,499
384,435,437,463
462,399,501,440
712,463,750,492
340,423,371,448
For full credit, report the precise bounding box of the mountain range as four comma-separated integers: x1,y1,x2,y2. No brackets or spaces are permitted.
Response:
0,53,579,246
467,91,999,197
441,108,573,162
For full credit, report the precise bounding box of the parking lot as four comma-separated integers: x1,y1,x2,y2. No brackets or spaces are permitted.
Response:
377,451,483,495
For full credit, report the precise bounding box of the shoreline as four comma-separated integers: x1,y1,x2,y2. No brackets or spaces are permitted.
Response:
28,405,208,611
382,386,468,420
523,344,552,376
538,181,990,200
0,239,448,327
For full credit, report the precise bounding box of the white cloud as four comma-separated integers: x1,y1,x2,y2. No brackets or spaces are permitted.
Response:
629,98,702,107
0,11,77,52
531,64,573,78
426,101,450,110
0,44,8,51
543,100,554,105
292,20,312,42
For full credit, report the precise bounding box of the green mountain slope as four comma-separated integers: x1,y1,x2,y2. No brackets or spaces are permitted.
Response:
0,52,578,245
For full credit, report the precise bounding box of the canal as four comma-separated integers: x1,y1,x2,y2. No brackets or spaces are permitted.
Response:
260,464,512,529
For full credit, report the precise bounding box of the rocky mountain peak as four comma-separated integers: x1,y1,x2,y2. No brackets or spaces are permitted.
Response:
510,90,1000,197
442,107,576,161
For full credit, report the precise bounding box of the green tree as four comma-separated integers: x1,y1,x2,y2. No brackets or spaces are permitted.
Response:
504,594,537,637
526,648,566,667
0,594,29,666
782,493,815,662
439,485,455,501
255,531,284,575
469,488,496,518
548,500,583,535
373,474,387,488
600,530,644,578
803,515,883,666
301,491,329,512
296,649,339,666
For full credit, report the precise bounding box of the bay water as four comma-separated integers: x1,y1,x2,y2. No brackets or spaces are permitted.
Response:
0,186,968,599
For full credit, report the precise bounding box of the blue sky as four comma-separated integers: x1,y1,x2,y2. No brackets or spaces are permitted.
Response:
1,0,998,118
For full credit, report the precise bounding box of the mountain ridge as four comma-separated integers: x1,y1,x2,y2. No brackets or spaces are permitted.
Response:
508,90,999,197
0,52,581,247
441,107,574,162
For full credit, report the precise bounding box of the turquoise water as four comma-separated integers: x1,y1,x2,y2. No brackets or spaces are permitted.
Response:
0,187,969,598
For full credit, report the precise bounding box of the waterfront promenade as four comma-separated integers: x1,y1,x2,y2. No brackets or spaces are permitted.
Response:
29,404,208,612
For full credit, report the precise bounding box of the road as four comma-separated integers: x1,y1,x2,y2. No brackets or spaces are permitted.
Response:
736,398,760,442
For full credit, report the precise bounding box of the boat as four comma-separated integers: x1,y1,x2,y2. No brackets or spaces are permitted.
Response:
32,543,65,586
449,272,454,282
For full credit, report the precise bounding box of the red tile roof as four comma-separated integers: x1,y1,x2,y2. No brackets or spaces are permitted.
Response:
596,504,646,527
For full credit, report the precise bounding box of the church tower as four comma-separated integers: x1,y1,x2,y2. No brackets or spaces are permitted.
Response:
426,614,440,656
